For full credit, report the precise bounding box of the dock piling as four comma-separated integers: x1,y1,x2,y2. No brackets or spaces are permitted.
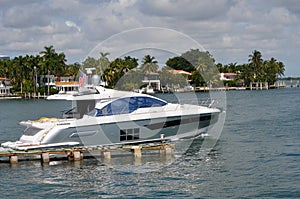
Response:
9,156,18,164
1,143,175,165
103,151,111,159
41,153,50,163
73,151,82,161
130,146,142,158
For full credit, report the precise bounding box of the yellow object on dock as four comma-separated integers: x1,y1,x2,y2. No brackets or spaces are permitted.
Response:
34,117,57,123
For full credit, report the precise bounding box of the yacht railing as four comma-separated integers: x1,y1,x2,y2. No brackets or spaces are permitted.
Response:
167,98,218,108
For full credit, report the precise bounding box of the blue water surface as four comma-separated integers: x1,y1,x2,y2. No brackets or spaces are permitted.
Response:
0,88,299,198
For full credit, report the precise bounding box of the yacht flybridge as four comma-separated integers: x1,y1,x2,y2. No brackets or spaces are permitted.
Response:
1,86,221,150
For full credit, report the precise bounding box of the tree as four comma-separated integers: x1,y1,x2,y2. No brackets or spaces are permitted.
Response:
262,58,285,85
239,64,255,86
82,56,97,72
66,62,81,77
141,55,158,73
248,50,263,81
165,56,194,72
102,56,139,88
97,52,110,75
40,45,56,75
12,56,27,91
165,49,218,86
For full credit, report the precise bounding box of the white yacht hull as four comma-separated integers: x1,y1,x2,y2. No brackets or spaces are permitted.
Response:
1,86,221,150
2,111,219,150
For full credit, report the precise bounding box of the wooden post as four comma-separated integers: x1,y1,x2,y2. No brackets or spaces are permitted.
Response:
73,151,81,161
67,151,74,161
103,151,111,159
165,147,174,155
160,145,174,155
128,145,142,158
41,153,50,163
260,82,263,90
10,156,18,164
133,156,142,165
133,148,142,158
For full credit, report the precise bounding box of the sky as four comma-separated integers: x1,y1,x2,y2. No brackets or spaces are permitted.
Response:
0,0,300,76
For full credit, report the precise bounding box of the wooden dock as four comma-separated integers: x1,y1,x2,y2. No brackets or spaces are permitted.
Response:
0,142,174,164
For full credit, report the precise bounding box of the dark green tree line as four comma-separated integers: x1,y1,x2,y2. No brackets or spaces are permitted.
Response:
217,50,285,86
0,46,79,93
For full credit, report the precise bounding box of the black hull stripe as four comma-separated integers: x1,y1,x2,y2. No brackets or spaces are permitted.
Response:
144,114,213,130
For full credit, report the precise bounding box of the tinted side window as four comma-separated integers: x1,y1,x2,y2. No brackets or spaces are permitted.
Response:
96,97,138,116
96,97,166,117
136,97,166,108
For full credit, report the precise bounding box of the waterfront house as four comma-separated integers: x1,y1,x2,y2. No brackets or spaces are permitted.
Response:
167,70,192,80
0,78,13,96
55,76,79,94
220,72,237,81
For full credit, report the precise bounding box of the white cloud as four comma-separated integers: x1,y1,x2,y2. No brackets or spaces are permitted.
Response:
0,0,299,75
137,0,229,20
267,7,297,24
65,21,81,32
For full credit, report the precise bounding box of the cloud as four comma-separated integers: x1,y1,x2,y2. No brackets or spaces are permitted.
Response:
2,2,52,28
267,7,297,24
137,0,229,20
0,0,299,75
65,20,81,32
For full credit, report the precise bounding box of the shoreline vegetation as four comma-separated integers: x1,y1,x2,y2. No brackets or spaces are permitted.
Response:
0,46,295,97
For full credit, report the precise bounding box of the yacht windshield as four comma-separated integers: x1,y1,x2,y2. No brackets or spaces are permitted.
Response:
95,96,166,117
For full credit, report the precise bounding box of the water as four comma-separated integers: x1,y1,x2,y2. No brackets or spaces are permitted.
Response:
0,89,299,198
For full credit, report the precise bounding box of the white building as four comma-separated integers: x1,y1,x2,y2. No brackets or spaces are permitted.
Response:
0,78,13,96
220,73,237,81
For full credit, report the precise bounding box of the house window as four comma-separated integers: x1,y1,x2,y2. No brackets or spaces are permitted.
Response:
120,128,140,141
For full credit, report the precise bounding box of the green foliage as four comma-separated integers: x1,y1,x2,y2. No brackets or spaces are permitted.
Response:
115,70,144,90
102,56,139,88
82,56,98,71
166,49,218,86
223,80,237,87
0,45,77,94
38,87,59,95
165,56,194,72
218,50,285,86
0,47,286,93
141,55,158,73
190,71,205,87
81,53,111,75
159,70,187,88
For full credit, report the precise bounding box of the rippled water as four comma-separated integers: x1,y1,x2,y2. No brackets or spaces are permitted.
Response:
0,88,299,198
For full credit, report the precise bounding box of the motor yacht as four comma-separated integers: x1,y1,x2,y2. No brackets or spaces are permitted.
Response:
1,86,221,150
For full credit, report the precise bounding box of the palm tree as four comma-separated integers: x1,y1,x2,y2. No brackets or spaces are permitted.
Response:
276,61,285,77
13,56,26,91
239,64,254,86
40,45,56,76
141,55,158,73
248,50,263,81
97,52,110,75
100,52,110,58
